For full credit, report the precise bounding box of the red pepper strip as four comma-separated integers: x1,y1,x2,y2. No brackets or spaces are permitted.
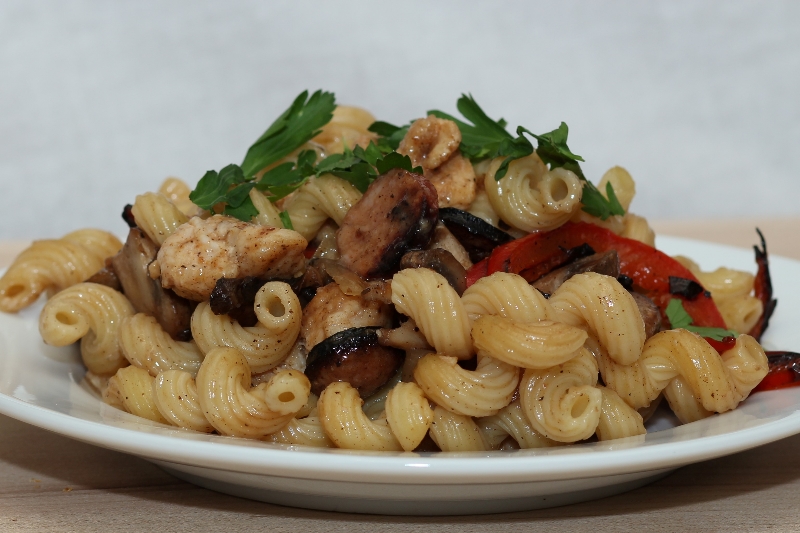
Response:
476,221,728,330
303,243,319,259
747,229,777,341
466,257,489,286
752,351,800,393
705,336,737,354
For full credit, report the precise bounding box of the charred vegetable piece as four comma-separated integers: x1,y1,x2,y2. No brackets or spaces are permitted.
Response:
631,292,662,339
337,168,438,278
86,257,121,292
752,351,800,392
669,276,707,300
209,276,268,327
748,229,777,341
305,326,405,397
438,207,513,263
111,228,196,340
122,204,136,228
469,222,728,334
399,249,467,295
531,250,618,296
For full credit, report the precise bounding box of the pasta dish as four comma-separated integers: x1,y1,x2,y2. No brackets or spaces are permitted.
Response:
0,91,790,453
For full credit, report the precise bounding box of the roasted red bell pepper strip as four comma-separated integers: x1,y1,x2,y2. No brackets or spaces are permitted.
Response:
752,352,800,392
466,221,727,329
747,229,777,341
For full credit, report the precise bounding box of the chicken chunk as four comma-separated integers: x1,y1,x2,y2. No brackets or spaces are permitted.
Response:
301,283,393,350
157,215,307,301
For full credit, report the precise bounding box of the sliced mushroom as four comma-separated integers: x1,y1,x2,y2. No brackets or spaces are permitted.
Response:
304,327,405,397
398,249,467,296
631,292,662,339
438,207,513,263
531,250,620,296
111,228,196,340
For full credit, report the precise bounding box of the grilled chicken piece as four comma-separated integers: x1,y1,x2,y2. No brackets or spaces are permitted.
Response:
157,215,307,301
301,282,393,351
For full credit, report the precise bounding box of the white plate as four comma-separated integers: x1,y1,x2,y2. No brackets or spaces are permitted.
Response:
1,236,799,516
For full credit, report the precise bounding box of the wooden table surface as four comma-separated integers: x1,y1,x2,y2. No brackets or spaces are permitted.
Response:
0,218,798,533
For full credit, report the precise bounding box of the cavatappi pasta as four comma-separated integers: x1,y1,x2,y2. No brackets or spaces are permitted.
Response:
1,93,776,455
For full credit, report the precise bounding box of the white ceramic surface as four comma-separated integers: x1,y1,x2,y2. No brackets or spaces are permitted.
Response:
1,237,799,515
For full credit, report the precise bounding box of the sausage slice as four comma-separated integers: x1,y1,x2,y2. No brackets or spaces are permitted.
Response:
336,169,438,278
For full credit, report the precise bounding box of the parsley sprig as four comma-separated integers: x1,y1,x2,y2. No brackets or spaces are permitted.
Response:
428,94,625,220
665,298,738,341
429,94,532,180
189,90,421,225
241,90,336,178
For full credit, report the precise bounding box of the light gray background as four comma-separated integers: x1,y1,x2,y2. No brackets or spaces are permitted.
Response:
1,0,798,240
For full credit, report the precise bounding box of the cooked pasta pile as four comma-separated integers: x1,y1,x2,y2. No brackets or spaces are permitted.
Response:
0,92,774,453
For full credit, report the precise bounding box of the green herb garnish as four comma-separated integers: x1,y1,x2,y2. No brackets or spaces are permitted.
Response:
278,210,294,230
429,94,533,179
368,121,410,152
241,90,336,178
665,298,738,341
189,90,425,221
189,164,259,219
326,143,422,193
429,95,625,220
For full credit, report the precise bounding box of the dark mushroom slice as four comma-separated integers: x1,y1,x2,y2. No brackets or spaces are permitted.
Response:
399,249,467,296
86,257,121,292
438,207,513,263
111,228,196,340
305,326,405,398
209,276,268,327
531,250,621,296
121,204,137,228
668,276,707,300
630,292,662,339
336,168,438,278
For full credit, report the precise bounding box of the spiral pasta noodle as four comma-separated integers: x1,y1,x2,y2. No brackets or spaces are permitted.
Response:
196,347,310,438
384,382,434,451
153,369,214,432
312,105,377,155
595,386,646,441
662,375,713,425
548,272,646,365
428,406,488,452
317,382,402,451
461,272,553,323
283,174,363,241
249,188,284,228
0,229,122,312
104,366,168,424
414,353,519,417
595,329,768,413
472,316,587,369
39,282,135,375
267,414,334,448
519,347,602,443
120,313,203,377
191,281,301,373
480,400,558,449
157,177,199,217
391,268,473,359
484,154,583,232
131,192,189,247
